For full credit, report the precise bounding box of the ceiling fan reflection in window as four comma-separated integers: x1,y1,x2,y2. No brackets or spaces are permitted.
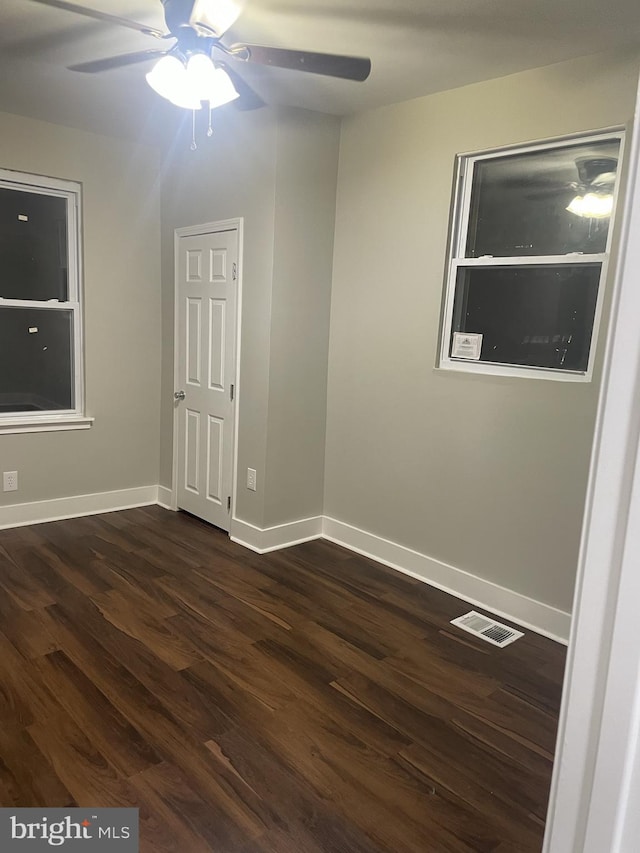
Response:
525,156,619,219
565,157,618,218
28,0,371,142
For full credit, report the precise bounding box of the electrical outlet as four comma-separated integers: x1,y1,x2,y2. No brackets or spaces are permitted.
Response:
3,471,18,492
247,468,257,491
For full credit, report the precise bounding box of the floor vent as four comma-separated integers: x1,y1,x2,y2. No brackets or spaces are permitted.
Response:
450,611,524,647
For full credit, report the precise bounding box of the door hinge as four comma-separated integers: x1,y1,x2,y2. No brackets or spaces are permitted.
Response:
227,496,231,512
230,383,235,402
232,262,237,281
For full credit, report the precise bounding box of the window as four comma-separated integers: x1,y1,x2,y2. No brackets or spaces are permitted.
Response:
0,169,90,433
439,130,624,380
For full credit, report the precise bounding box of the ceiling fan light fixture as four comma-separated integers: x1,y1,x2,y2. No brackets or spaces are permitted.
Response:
146,52,239,111
566,192,614,219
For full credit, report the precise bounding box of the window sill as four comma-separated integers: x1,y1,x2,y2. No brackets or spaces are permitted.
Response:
0,415,94,435
438,359,591,382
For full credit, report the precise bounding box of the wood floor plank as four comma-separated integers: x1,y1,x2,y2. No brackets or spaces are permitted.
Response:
0,630,59,725
0,549,58,610
158,571,292,645
213,727,386,853
90,588,203,670
238,697,485,853
397,740,546,844
27,707,132,806
0,508,565,852
0,607,60,659
48,602,235,742
130,761,260,852
397,756,543,852
0,720,75,808
95,562,179,619
193,557,280,595
31,650,163,777
185,641,300,713
253,639,414,757
36,543,114,596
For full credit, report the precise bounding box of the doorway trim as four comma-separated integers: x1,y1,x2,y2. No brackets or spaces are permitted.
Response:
543,83,640,852
170,217,244,525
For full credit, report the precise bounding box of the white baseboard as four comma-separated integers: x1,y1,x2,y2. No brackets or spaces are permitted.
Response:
0,488,570,644
0,486,160,530
230,515,323,553
229,512,570,642
322,516,571,645
157,485,175,511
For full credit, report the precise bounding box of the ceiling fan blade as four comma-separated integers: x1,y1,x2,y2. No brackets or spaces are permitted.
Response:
28,0,166,39
68,49,169,74
216,62,265,110
228,43,371,81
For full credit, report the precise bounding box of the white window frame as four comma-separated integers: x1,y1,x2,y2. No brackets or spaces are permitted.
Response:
438,128,626,382
0,168,92,434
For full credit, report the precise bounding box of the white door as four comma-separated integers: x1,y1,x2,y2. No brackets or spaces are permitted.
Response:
175,226,238,530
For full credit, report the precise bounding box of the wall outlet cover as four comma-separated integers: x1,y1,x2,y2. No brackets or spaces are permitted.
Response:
3,471,18,492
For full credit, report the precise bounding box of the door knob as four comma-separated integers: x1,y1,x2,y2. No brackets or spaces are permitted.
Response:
174,390,186,401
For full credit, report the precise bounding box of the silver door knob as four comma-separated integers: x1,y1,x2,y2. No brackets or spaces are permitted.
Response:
174,390,186,401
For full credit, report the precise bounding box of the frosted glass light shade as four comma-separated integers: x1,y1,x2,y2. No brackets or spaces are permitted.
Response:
566,192,614,219
147,54,239,110
190,0,244,38
186,55,239,107
207,67,240,108
146,56,202,110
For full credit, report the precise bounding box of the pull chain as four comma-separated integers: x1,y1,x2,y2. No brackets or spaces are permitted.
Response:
190,109,197,151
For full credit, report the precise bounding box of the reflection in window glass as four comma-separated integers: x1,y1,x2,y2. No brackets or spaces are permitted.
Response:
0,188,68,301
465,138,621,258
451,265,601,372
0,307,74,411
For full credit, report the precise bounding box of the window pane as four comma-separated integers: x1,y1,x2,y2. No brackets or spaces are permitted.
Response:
451,264,601,372
0,307,74,412
0,188,69,301
465,138,621,258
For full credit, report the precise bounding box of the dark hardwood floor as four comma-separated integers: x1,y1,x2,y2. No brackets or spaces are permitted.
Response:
0,506,566,852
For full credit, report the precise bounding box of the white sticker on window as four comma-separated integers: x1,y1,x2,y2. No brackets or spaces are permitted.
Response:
28,327,38,333
452,332,483,360
18,214,28,221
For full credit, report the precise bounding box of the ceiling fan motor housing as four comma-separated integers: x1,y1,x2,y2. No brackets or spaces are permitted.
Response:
576,156,618,184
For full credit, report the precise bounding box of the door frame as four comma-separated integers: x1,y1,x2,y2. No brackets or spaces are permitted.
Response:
543,82,640,852
170,217,244,525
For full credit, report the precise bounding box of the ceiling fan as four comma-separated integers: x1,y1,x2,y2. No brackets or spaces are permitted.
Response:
519,155,618,218
27,0,372,112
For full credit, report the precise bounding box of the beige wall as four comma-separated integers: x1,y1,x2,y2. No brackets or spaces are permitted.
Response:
0,111,161,506
265,109,340,526
325,50,640,612
159,106,339,528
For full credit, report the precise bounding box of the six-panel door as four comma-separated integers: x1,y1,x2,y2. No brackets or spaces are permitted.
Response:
176,228,238,530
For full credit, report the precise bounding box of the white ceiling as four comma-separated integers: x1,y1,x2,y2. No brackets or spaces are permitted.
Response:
0,0,639,142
